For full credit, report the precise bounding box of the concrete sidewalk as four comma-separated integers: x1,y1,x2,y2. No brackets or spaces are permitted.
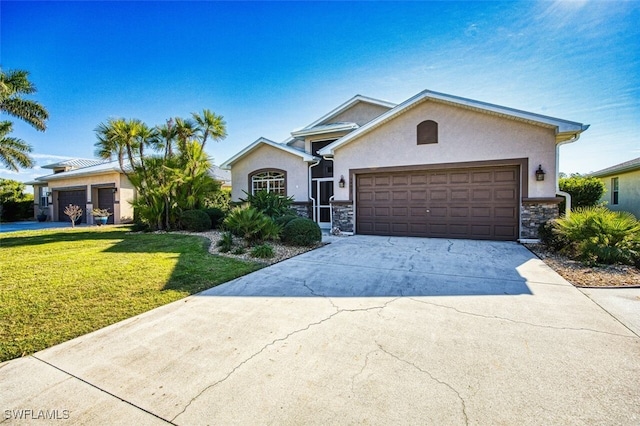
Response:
1,236,639,424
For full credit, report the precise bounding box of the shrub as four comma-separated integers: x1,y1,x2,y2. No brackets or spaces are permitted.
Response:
554,207,640,265
216,231,234,253
179,209,212,232
559,175,606,213
233,246,246,255
281,217,322,246
223,205,282,244
241,190,294,218
274,214,299,227
205,187,231,211
538,220,568,252
0,200,34,222
64,204,83,227
251,244,275,259
202,207,226,229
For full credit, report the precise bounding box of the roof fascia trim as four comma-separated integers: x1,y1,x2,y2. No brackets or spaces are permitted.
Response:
319,90,589,156
220,137,317,169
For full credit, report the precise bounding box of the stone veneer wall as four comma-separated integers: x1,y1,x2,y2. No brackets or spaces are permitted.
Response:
520,201,560,239
331,201,354,233
291,202,311,218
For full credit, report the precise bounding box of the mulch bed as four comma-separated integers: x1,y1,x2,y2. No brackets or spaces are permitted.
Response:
524,243,640,288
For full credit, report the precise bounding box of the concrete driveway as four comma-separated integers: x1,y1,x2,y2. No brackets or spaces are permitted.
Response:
2,236,639,424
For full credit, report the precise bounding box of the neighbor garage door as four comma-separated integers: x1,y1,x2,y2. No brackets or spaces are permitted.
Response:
356,165,519,240
58,189,86,223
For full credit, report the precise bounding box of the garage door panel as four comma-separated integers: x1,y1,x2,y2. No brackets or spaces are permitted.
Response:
429,189,447,201
450,172,470,184
471,171,492,183
429,207,448,218
472,188,491,201
450,207,469,218
392,207,408,217
451,189,469,201
357,165,519,240
495,206,517,219
429,173,447,184
375,191,390,201
393,191,408,201
374,206,390,217
375,176,391,186
392,176,408,185
410,175,427,185
495,170,518,182
472,206,491,218
495,188,517,201
410,190,427,201
359,176,374,187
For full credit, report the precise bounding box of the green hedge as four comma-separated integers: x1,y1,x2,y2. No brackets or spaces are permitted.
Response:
281,218,322,246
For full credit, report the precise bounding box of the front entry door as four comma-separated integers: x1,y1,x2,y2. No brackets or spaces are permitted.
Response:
312,178,334,228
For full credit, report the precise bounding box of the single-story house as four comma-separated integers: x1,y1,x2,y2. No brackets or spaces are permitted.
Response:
221,90,589,241
590,157,640,218
30,159,231,224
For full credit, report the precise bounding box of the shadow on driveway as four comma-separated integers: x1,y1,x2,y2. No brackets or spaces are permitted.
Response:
201,236,542,297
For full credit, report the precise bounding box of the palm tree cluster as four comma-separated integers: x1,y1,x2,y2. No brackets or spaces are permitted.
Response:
94,110,227,230
0,69,49,171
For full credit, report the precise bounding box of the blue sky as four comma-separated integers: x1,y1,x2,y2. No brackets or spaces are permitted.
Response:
2,0,639,184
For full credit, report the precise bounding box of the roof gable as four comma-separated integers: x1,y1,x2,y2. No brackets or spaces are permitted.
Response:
285,95,395,144
220,137,317,169
318,90,590,156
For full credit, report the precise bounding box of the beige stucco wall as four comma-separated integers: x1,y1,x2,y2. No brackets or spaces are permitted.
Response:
230,144,309,201
597,169,640,218
330,102,391,126
332,100,559,200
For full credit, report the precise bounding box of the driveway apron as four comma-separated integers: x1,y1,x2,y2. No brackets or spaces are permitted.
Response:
1,236,639,425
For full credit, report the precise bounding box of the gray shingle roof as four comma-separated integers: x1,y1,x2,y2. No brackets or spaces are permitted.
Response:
590,157,640,177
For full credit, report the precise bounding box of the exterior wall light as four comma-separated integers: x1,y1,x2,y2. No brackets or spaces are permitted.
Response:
339,175,346,188
535,165,546,181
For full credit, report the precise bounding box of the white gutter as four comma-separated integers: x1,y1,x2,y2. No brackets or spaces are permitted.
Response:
556,133,582,219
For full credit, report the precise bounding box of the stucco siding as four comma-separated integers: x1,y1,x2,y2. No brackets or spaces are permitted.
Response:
332,100,558,200
598,169,640,218
330,102,391,126
230,144,309,201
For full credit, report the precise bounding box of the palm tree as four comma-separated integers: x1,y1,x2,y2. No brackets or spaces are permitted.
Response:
0,69,49,171
0,122,33,170
192,109,227,150
94,118,145,178
173,118,196,153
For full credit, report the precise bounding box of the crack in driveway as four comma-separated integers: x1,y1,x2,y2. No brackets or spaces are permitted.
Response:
376,343,469,425
408,298,636,338
171,298,400,423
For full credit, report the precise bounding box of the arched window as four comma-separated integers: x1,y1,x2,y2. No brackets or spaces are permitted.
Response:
417,120,438,145
250,170,286,195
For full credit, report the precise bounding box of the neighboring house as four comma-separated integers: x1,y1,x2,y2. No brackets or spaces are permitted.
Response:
221,90,589,241
31,160,232,224
29,159,135,225
590,157,640,218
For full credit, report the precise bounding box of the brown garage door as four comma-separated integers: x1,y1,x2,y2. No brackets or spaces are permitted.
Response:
97,188,115,224
356,166,519,240
58,189,86,223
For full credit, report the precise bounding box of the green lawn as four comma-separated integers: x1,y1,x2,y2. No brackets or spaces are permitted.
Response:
0,226,262,362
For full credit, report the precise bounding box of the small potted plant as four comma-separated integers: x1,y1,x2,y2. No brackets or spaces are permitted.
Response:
37,208,48,222
91,208,112,226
